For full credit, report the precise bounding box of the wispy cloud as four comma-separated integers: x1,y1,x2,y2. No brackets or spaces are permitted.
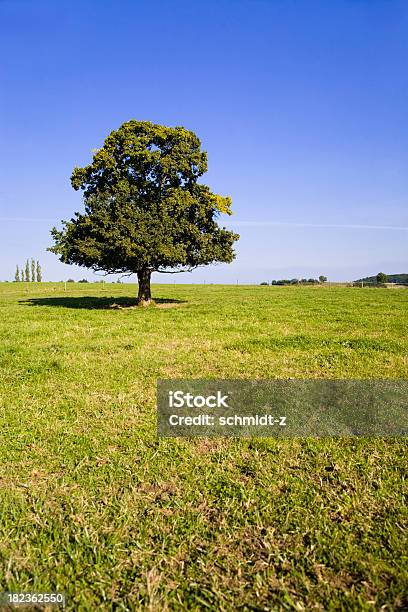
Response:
1,217,407,232
0,217,56,222
226,221,408,231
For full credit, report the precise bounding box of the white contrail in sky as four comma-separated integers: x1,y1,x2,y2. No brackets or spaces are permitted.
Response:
0,218,407,231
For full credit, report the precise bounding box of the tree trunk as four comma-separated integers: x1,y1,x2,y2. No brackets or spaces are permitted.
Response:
137,269,152,306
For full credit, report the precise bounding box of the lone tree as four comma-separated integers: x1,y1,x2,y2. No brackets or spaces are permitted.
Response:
15,265,20,282
50,121,239,305
376,272,387,285
319,275,327,283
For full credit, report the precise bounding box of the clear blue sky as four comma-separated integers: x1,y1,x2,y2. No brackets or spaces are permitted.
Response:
1,0,407,283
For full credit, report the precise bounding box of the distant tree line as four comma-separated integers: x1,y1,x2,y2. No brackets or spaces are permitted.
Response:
354,272,408,287
66,278,111,283
261,276,327,286
14,260,42,282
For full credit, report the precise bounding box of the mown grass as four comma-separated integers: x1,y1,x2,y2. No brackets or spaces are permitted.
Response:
0,282,407,610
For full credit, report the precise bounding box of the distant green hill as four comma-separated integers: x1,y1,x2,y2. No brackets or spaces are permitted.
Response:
355,273,408,284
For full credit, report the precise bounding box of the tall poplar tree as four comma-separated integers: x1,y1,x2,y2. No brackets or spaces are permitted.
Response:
36,261,42,282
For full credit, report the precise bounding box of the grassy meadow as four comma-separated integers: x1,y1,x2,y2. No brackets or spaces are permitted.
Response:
0,282,407,610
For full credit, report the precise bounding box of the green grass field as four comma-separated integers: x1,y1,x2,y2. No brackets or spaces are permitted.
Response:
0,282,407,610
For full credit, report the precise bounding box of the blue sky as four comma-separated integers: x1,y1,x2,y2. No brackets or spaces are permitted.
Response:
1,0,407,283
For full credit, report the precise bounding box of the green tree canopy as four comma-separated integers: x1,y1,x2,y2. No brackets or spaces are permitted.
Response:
50,121,239,304
376,272,387,285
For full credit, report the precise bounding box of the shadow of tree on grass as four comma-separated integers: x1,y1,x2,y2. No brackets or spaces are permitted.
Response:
20,296,186,310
